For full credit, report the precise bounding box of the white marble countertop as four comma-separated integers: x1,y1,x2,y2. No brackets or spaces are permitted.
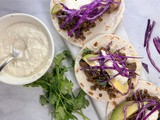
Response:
0,0,159,120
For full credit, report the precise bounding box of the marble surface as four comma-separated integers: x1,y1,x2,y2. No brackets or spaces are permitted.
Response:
0,0,159,120
123,0,160,87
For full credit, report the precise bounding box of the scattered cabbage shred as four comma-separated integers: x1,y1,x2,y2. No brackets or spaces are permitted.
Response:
142,62,149,73
144,19,160,73
153,36,160,54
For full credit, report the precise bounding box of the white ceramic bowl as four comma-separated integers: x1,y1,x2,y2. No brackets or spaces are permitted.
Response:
0,13,54,85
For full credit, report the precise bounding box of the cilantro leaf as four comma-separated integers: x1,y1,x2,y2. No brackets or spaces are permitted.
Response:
40,95,48,106
24,51,90,120
73,90,89,110
60,77,73,94
56,106,66,120
54,50,72,66
82,48,93,57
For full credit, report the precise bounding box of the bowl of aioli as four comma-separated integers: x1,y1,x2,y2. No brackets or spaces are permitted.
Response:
0,13,54,85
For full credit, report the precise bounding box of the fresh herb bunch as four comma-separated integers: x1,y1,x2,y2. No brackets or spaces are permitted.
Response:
25,50,90,120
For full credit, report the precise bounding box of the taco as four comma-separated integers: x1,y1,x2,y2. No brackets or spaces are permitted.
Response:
50,0,125,47
74,34,142,101
107,80,160,120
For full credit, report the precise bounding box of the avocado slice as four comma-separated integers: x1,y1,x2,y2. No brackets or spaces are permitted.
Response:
110,79,129,94
82,54,98,66
110,101,138,120
82,54,129,94
110,101,147,120
51,3,63,15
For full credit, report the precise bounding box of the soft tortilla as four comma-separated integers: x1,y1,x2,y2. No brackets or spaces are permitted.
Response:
74,34,142,101
50,0,125,47
106,80,160,120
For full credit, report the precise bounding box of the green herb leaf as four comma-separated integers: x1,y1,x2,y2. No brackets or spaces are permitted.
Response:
40,95,48,106
24,51,90,120
56,106,66,120
82,48,92,57
54,50,72,66
73,90,90,110
60,77,73,94
49,91,58,105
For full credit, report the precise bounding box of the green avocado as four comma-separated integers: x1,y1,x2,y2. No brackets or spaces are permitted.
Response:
82,54,98,66
82,54,129,94
110,101,139,120
110,79,129,94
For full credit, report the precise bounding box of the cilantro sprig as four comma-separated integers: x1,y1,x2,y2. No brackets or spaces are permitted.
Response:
25,51,90,120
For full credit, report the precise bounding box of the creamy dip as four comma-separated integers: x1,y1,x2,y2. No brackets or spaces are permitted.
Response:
0,23,50,77
64,0,92,9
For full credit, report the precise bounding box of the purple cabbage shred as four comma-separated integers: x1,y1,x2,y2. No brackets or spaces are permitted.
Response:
142,62,149,73
123,90,160,120
153,36,160,54
144,19,160,73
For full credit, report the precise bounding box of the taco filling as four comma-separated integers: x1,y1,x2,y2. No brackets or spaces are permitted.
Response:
110,89,160,120
79,42,140,99
52,0,121,40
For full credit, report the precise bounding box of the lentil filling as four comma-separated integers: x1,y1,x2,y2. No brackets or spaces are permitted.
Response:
79,47,137,99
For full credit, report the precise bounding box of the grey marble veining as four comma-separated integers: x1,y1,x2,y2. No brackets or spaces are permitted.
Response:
0,0,159,120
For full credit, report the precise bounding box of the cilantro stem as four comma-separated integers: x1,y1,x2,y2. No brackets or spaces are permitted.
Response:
71,91,76,98
71,91,90,120
56,66,60,80
75,110,90,120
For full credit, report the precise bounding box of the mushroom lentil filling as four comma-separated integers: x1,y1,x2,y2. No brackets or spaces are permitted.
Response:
79,47,137,99
126,90,160,120
56,1,120,40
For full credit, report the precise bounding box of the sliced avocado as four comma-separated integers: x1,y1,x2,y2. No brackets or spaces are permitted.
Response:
110,101,147,120
82,54,129,94
110,79,129,94
82,54,98,66
51,4,63,15
110,101,138,120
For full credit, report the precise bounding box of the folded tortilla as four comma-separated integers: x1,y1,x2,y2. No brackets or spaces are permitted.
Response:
50,0,125,47
106,80,160,120
74,34,142,101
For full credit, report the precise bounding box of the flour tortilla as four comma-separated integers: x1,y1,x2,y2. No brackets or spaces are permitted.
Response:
50,0,125,47
106,80,160,120
74,34,142,101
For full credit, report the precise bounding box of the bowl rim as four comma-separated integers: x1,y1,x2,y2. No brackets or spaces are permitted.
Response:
0,13,55,85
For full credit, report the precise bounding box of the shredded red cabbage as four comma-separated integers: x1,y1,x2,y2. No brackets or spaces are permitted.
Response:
136,101,157,120
123,90,160,120
87,55,142,61
144,19,155,47
143,103,160,120
142,62,149,73
144,19,160,73
123,101,136,120
153,36,160,54
59,0,118,36
86,52,140,80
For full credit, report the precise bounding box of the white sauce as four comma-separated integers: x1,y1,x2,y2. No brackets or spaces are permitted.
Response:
64,0,93,9
101,50,128,84
0,23,50,77
105,60,128,84
145,110,159,120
